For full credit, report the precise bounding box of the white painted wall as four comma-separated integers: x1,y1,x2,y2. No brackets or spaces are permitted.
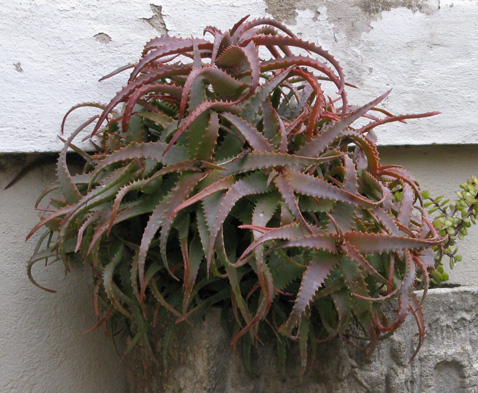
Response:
2,1,478,392
2,0,478,152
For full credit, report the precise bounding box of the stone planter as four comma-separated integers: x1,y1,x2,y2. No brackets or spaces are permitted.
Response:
125,287,478,393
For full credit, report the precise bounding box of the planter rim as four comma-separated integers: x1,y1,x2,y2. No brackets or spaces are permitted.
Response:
415,285,477,296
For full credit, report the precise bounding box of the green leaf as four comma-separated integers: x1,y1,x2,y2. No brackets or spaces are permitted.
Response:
221,151,341,176
220,112,274,152
93,142,190,177
138,173,203,292
241,67,292,122
206,172,270,270
195,111,220,161
58,117,97,203
138,111,175,128
343,232,441,254
287,170,380,208
281,252,338,335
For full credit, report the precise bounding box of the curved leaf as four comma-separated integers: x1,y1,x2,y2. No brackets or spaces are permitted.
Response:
221,151,341,176
206,172,270,269
287,170,380,208
91,64,191,137
241,67,292,122
343,232,441,254
130,39,211,81
92,141,189,177
281,253,339,335
273,172,312,233
58,117,98,203
138,172,204,292
220,112,274,152
297,90,390,158
179,65,246,122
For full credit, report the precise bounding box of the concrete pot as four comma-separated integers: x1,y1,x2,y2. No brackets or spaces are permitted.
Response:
125,287,478,393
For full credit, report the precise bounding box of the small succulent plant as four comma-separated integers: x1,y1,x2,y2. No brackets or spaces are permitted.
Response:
28,16,447,373
423,177,478,284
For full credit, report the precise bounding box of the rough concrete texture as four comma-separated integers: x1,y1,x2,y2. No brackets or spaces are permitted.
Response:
3,0,478,152
0,156,128,393
125,287,478,393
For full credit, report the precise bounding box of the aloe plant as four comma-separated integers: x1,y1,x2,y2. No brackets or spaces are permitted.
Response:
28,16,446,373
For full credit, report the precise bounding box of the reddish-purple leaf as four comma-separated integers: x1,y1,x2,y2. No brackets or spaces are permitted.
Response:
340,130,380,174
91,64,191,137
130,39,211,81
409,292,426,362
260,56,344,106
297,90,390,158
195,111,220,161
398,183,415,227
271,234,337,255
206,173,270,270
138,173,204,293
232,17,295,42
122,83,182,132
221,151,341,176
169,175,235,218
241,66,293,122
344,232,441,254
287,170,380,208
359,111,440,135
165,101,240,154
220,112,274,152
371,207,400,236
281,253,338,335
93,142,188,177
273,171,312,233
58,117,98,203
340,242,390,285
238,222,310,263
178,66,246,123
142,35,184,54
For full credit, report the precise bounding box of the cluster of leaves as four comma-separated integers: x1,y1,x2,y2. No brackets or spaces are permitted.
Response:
28,16,445,373
423,176,478,284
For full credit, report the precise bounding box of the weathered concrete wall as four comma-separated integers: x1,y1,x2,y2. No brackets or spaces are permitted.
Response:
125,287,478,393
2,0,478,152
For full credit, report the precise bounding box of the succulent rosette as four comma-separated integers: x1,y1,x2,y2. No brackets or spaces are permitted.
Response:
28,16,444,372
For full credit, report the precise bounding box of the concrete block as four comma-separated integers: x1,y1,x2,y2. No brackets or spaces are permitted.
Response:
125,287,478,393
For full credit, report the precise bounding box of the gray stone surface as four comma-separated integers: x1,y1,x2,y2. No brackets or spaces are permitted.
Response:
125,287,478,393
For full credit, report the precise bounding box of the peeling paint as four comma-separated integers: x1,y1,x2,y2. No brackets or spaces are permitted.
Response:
265,0,301,24
265,0,440,40
358,0,440,15
94,32,111,44
143,4,167,35
2,0,477,152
